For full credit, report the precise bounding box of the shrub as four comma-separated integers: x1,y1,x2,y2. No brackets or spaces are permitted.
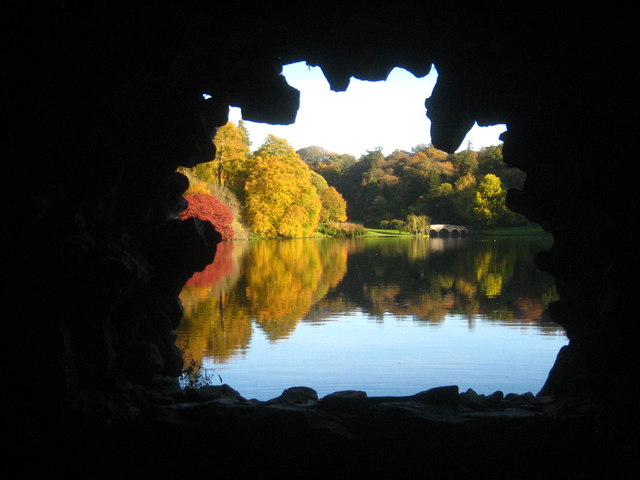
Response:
319,221,366,237
179,192,235,240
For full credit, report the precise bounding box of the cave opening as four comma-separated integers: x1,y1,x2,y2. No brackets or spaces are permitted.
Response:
18,6,636,476
229,61,508,156
175,59,563,401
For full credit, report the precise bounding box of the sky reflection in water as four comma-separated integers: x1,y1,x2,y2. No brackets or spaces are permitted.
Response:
177,236,566,400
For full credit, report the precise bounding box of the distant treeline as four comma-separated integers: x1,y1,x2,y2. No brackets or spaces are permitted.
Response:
177,122,526,239
301,143,526,229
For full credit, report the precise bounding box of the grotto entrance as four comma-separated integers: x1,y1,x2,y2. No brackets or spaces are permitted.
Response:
176,61,562,401
20,5,635,477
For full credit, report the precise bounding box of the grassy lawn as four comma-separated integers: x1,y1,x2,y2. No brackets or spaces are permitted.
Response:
364,228,419,237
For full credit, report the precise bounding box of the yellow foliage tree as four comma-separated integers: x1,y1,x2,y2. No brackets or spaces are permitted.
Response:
244,135,321,238
319,186,347,223
190,121,252,200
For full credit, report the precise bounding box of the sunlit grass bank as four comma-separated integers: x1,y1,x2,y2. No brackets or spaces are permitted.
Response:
364,228,416,237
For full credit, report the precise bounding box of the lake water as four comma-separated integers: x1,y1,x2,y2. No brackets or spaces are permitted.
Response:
177,235,566,400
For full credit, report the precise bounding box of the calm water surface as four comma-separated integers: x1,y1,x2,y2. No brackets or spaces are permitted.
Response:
177,235,565,400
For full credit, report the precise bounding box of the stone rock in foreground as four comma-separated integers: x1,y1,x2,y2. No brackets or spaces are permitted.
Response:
21,382,621,479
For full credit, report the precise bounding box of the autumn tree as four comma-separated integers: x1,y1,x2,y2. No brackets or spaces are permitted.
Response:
178,167,212,196
310,170,329,195
190,121,252,200
454,172,477,191
244,135,321,238
178,163,248,239
319,186,348,223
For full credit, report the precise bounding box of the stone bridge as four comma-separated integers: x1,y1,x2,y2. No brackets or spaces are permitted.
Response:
429,224,469,237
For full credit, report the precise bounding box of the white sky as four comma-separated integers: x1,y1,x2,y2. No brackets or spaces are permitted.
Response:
228,61,506,156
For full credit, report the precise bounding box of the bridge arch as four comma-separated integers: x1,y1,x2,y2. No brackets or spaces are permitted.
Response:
429,224,469,237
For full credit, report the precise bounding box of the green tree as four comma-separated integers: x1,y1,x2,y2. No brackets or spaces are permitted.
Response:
390,219,406,232
472,174,509,227
450,147,479,179
297,145,333,165
438,182,454,196
478,144,526,190
404,213,431,234
478,144,504,176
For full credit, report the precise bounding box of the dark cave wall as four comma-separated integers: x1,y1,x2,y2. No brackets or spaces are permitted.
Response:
20,5,635,421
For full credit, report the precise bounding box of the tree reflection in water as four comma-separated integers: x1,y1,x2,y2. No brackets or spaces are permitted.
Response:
177,236,562,384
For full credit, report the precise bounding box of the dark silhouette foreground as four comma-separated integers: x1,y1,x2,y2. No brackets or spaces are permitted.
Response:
14,5,637,478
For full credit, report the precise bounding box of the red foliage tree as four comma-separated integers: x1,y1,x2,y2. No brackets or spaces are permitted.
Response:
179,193,235,240
185,241,235,288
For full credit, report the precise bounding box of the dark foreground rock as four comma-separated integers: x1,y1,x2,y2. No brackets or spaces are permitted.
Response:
20,382,629,479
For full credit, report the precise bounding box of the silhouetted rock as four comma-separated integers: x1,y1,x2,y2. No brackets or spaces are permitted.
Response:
267,386,319,406
319,390,369,413
15,4,637,478
414,385,460,405
185,384,246,403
